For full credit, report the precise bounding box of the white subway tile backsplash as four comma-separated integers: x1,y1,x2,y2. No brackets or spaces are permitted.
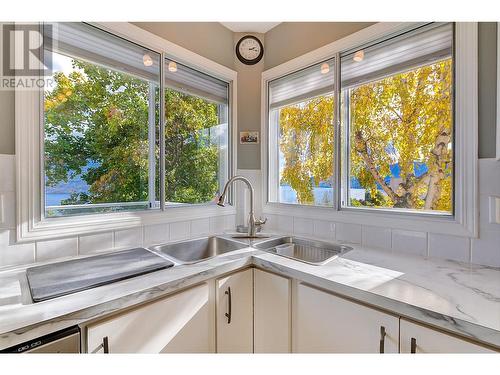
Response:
471,229,500,267
362,225,391,250
190,218,210,238
262,214,278,231
144,223,169,246
0,155,15,192
293,217,313,236
276,215,294,233
313,220,335,240
209,215,236,235
79,232,113,255
478,159,500,196
36,237,78,262
428,233,470,263
114,227,143,249
170,221,191,241
392,229,427,256
336,222,362,244
225,215,236,231
0,229,35,268
0,191,15,229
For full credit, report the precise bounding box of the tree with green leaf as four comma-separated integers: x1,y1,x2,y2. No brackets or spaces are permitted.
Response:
44,57,221,208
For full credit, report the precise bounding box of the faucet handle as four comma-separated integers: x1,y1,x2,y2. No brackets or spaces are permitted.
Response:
256,217,267,226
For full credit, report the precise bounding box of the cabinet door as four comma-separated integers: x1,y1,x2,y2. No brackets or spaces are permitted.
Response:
216,268,253,353
254,269,291,353
87,283,213,353
294,283,399,353
400,318,496,353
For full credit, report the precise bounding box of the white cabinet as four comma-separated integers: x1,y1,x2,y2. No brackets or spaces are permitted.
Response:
216,268,253,353
294,283,399,353
400,318,496,353
254,269,291,353
86,282,213,353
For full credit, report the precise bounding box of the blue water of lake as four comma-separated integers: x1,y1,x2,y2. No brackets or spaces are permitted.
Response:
45,193,71,206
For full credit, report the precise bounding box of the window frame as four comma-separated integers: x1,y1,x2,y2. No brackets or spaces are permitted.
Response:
15,22,238,242
267,57,337,208
262,22,478,238
497,22,500,161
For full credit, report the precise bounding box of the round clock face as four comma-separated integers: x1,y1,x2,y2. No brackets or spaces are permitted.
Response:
236,36,264,65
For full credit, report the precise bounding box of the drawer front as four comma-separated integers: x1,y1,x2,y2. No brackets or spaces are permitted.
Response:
294,283,399,353
400,318,496,353
87,283,212,353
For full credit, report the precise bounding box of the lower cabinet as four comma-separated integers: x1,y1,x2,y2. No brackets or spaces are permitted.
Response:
86,282,213,353
216,268,253,353
400,318,496,353
294,283,399,353
254,269,291,353
84,268,496,354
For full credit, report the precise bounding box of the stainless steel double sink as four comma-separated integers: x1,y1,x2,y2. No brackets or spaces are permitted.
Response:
149,237,248,265
149,235,351,266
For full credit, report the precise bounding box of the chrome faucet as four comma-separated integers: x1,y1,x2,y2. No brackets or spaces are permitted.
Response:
217,175,267,237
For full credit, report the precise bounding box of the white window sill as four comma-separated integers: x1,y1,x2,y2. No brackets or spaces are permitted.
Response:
17,204,236,243
263,202,474,238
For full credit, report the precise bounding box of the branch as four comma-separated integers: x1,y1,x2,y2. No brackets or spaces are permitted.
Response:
354,130,398,202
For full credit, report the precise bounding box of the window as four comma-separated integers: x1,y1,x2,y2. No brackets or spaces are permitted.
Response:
164,59,229,205
341,23,454,214
268,58,336,206
267,23,456,216
43,23,161,217
42,23,231,218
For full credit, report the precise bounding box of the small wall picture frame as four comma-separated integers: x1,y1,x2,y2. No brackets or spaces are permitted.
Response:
240,131,260,144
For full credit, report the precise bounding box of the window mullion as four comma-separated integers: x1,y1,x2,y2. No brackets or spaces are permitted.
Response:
147,82,156,209
159,53,166,211
333,53,341,211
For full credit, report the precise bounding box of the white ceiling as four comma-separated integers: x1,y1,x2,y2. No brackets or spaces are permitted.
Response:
220,22,281,34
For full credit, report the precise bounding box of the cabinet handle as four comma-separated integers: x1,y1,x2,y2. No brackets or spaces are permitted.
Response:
102,336,109,353
410,337,417,354
91,336,109,354
379,326,386,353
225,286,232,324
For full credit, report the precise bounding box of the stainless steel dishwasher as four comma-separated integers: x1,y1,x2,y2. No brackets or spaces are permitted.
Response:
1,326,80,353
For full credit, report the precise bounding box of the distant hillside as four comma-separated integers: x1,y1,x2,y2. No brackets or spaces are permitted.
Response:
45,174,89,194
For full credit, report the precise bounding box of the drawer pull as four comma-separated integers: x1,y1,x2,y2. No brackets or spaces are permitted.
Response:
225,287,232,324
91,336,109,354
379,326,386,353
410,337,417,354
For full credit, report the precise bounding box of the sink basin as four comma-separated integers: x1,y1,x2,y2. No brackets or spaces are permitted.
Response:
149,236,248,264
254,236,352,266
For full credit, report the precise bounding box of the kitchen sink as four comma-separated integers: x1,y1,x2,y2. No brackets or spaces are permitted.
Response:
254,236,352,266
149,236,248,265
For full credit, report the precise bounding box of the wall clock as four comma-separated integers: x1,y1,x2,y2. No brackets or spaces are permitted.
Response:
235,35,264,65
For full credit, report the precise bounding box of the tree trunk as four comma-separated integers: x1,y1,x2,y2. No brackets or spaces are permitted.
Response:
354,131,399,202
424,130,450,210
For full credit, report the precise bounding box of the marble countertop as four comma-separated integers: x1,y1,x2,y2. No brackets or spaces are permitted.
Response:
0,234,499,350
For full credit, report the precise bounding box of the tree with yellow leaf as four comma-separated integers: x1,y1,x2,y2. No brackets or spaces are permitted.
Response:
279,59,453,212
279,96,334,205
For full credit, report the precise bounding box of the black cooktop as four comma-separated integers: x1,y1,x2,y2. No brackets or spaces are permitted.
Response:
26,248,173,302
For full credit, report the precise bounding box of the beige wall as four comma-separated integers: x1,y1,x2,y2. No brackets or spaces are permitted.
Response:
132,22,235,69
264,22,374,70
0,90,14,154
233,32,264,169
478,22,498,158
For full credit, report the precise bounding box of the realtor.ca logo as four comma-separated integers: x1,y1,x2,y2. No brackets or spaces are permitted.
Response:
1,23,53,90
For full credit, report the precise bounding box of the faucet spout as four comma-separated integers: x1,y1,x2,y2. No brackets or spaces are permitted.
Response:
217,175,263,236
